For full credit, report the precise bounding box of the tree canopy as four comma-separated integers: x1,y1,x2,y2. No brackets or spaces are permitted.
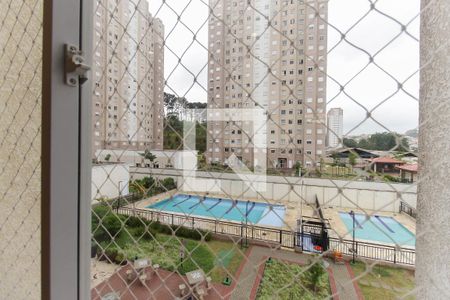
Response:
343,132,409,152
163,114,206,153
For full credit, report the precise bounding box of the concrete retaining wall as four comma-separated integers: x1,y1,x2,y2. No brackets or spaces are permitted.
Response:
131,168,417,212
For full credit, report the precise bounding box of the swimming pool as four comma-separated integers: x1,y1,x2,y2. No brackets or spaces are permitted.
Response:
147,194,286,227
339,212,415,247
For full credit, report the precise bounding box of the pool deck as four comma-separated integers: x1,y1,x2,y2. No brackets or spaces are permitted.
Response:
129,190,300,231
129,191,416,248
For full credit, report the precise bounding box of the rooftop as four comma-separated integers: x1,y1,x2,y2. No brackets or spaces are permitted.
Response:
396,164,418,173
370,157,405,164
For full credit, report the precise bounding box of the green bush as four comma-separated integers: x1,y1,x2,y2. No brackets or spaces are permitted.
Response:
92,205,110,227
102,214,123,236
162,177,176,190
383,174,400,182
114,251,126,265
141,176,155,189
146,221,211,241
126,215,146,228
104,246,118,262
93,209,124,243
305,260,326,292
134,226,157,241
170,225,212,241
149,221,172,234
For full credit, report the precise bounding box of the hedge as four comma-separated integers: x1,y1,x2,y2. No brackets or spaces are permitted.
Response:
133,226,157,241
124,218,212,242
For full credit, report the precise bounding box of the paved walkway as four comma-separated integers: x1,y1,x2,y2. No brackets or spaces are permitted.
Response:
230,246,362,300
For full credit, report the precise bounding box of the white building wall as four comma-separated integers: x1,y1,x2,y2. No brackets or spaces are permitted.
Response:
135,169,417,213
92,163,130,202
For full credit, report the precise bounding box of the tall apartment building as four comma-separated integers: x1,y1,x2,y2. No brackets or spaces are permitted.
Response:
327,108,343,148
92,0,164,154
206,0,328,169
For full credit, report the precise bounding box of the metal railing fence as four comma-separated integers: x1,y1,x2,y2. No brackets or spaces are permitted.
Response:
400,201,417,219
118,206,415,266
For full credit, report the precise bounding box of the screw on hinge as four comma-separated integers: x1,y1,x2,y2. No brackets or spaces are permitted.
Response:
65,44,90,86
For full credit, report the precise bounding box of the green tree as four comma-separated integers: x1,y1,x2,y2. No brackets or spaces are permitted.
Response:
348,151,357,168
358,138,370,149
197,153,207,170
294,161,303,176
343,138,358,148
195,122,207,153
331,152,341,166
354,132,410,151
164,114,183,150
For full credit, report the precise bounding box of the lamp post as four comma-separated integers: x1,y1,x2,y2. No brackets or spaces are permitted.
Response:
180,239,186,270
350,210,356,264
117,180,124,213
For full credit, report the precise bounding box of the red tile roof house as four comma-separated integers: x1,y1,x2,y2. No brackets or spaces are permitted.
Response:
395,164,418,183
370,157,405,174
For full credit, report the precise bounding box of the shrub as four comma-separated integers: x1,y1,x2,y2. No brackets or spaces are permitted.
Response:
145,221,211,241
170,225,212,241
134,226,157,241
93,211,123,243
102,214,123,236
126,215,146,228
104,247,118,262
141,176,155,189
92,205,110,226
162,177,176,190
306,260,326,292
114,251,126,265
383,174,400,182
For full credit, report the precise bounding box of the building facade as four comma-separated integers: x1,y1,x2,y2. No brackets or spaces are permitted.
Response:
327,107,343,148
92,0,164,154
206,0,328,169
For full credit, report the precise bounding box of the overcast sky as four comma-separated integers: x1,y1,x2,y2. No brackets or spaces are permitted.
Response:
148,0,420,135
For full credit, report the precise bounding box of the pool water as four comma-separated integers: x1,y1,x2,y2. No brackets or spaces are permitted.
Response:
147,194,286,227
339,212,415,247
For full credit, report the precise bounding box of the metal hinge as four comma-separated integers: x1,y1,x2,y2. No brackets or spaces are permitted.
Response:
64,44,90,86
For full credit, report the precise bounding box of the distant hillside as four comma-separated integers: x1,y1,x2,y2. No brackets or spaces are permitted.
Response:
404,128,418,138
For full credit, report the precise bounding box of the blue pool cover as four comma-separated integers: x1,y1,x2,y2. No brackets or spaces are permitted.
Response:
147,194,286,227
339,212,415,247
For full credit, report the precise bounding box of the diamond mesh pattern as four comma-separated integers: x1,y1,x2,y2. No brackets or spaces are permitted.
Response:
88,0,431,299
0,0,42,298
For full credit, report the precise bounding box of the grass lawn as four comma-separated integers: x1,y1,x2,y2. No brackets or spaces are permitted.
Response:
351,261,415,299
256,259,330,300
207,240,247,282
99,227,245,283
